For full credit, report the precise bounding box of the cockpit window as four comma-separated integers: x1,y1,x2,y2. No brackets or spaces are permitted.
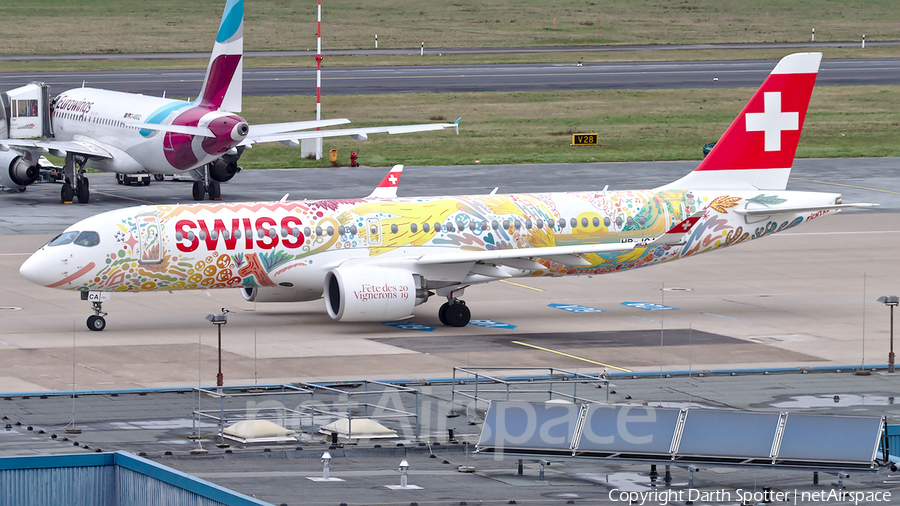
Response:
48,231,79,246
74,231,100,247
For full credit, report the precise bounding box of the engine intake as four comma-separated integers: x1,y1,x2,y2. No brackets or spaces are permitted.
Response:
0,152,38,190
324,266,427,322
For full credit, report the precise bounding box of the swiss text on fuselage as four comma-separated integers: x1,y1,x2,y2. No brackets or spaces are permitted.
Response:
175,217,304,252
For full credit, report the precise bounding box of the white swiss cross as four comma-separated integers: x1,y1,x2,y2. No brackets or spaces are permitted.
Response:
388,174,399,185
744,91,799,152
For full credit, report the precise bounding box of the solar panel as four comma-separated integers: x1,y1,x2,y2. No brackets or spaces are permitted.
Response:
477,401,580,453
677,410,780,458
778,414,883,463
576,405,681,455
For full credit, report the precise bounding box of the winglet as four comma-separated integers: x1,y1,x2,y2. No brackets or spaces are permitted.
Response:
453,117,461,135
642,210,706,247
366,165,404,199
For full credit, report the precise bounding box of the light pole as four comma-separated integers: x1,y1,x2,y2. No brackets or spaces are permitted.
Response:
205,308,230,387
877,296,898,373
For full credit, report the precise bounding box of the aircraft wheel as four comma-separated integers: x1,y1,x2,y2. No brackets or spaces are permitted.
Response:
142,177,151,186
444,302,470,328
60,183,74,203
76,179,90,204
208,180,221,200
86,315,106,332
438,302,450,325
154,174,165,181
192,181,205,201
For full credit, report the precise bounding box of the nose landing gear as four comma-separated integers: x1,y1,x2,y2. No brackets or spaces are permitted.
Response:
80,291,109,331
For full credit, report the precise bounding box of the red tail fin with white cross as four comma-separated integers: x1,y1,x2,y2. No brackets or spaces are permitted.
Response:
660,52,821,191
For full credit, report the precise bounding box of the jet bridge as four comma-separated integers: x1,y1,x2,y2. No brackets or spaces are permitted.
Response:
476,401,889,471
1,82,52,139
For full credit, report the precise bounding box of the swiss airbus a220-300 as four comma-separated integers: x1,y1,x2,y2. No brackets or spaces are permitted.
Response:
20,53,875,331
0,0,457,203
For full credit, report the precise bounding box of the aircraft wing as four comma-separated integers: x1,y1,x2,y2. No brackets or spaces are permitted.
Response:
247,119,352,138
240,118,461,147
416,211,706,269
0,139,113,159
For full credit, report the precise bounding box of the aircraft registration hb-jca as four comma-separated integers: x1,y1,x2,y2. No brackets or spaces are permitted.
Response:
20,53,876,331
0,0,457,203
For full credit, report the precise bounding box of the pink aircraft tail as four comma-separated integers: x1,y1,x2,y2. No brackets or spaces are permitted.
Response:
661,52,822,191
197,0,244,112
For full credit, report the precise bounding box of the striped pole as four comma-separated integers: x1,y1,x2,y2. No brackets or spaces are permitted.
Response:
315,0,323,158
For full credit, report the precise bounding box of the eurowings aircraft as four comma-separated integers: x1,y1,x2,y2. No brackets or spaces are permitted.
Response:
0,0,457,203
19,53,876,331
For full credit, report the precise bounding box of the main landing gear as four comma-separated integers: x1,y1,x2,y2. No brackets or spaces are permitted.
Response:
191,164,221,201
438,298,471,327
61,153,90,204
80,292,108,331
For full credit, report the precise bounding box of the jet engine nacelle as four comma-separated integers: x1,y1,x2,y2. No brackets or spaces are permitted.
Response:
0,151,38,190
324,266,427,322
241,286,321,303
208,158,241,182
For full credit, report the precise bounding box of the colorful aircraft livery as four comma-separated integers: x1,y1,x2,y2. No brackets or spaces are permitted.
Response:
19,53,876,331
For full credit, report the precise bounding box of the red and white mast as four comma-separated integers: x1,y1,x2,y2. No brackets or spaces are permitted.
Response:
314,0,323,158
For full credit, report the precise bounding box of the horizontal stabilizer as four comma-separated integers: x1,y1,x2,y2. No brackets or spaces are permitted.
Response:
733,203,879,216
642,210,706,247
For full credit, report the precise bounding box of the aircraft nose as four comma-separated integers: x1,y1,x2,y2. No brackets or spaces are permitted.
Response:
19,249,86,288
19,250,53,286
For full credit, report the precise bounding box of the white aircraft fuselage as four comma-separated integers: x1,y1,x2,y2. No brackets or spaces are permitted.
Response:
51,87,248,174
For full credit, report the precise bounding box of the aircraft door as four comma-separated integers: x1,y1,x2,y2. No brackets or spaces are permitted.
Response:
135,212,164,264
366,217,382,246
5,83,51,139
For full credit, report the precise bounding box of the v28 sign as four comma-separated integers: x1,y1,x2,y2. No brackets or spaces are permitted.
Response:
571,133,598,145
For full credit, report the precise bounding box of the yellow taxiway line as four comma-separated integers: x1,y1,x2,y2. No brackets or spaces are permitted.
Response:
511,340,631,372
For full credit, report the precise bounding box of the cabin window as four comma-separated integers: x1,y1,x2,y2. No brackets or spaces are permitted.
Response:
468,222,476,231
234,229,242,239
315,226,323,236
338,226,346,235
390,224,398,234
536,219,543,229
615,217,623,227
592,217,600,227
422,223,430,233
481,221,488,231
257,229,265,239
638,216,646,226
524,219,532,229
327,226,334,236
433,222,441,232
491,220,499,230
410,223,418,233
350,225,358,235
268,229,277,238
199,231,207,241
570,218,577,228
210,231,219,240
48,231,79,247
626,217,634,227
303,227,311,237
558,218,566,229
581,217,588,228
604,217,611,227
445,222,455,232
